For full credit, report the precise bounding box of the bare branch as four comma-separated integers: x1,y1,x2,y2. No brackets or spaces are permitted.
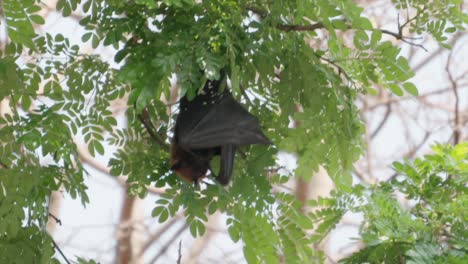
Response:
371,102,392,139
276,22,325,32
413,33,465,72
378,7,428,51
148,223,189,263
116,191,139,264
138,107,170,151
177,241,183,264
367,84,468,111
76,140,167,196
137,215,181,257
48,212,62,226
445,49,461,144
50,235,72,264
320,57,354,86
247,4,428,50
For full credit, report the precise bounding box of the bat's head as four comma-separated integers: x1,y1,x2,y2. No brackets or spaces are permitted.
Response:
170,144,211,184
170,159,208,184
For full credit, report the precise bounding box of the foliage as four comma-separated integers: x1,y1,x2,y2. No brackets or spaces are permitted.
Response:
0,0,466,263
340,143,468,263
392,0,467,48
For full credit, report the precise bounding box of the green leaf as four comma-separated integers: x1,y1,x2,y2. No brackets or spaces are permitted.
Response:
228,222,240,242
81,32,92,42
91,35,99,48
21,95,31,110
29,15,45,25
355,17,373,30
88,140,95,157
151,206,165,217
388,83,403,96
158,209,168,223
55,34,64,42
371,30,382,47
115,49,128,63
26,5,42,13
189,220,198,237
83,0,92,12
331,19,347,30
93,140,104,155
445,27,456,33
403,82,418,96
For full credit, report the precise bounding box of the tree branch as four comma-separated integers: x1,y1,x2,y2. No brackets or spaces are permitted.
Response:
371,102,392,139
116,190,138,264
48,212,62,226
247,5,428,50
412,33,465,72
76,140,167,195
177,240,182,264
367,84,468,111
379,28,428,51
320,57,354,85
50,235,71,264
379,8,428,51
446,49,461,144
137,215,181,257
138,107,169,151
276,22,325,32
148,222,188,263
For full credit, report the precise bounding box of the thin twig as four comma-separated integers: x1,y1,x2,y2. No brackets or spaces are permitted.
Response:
177,240,183,264
48,212,62,226
276,22,325,32
380,8,428,51
248,4,428,50
412,33,465,72
367,84,468,111
363,98,374,180
50,235,71,264
137,215,181,257
408,132,431,157
353,167,367,183
320,57,354,85
148,223,189,263
371,102,392,139
138,107,170,151
445,49,461,144
325,253,338,264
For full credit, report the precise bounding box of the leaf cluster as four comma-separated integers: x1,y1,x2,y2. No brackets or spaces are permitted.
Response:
1,0,466,263
392,0,468,48
341,143,468,263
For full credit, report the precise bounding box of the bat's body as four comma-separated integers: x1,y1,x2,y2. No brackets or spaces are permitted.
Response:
170,73,270,185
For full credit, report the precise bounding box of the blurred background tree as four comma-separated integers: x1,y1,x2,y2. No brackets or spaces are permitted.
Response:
0,0,466,263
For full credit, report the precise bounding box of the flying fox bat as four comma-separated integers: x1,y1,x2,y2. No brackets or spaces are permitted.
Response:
170,72,270,185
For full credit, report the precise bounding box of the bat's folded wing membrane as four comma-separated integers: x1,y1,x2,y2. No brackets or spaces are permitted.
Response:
179,96,270,149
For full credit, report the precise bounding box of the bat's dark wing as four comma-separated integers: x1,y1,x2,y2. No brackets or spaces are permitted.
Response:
177,92,270,149
218,144,236,185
